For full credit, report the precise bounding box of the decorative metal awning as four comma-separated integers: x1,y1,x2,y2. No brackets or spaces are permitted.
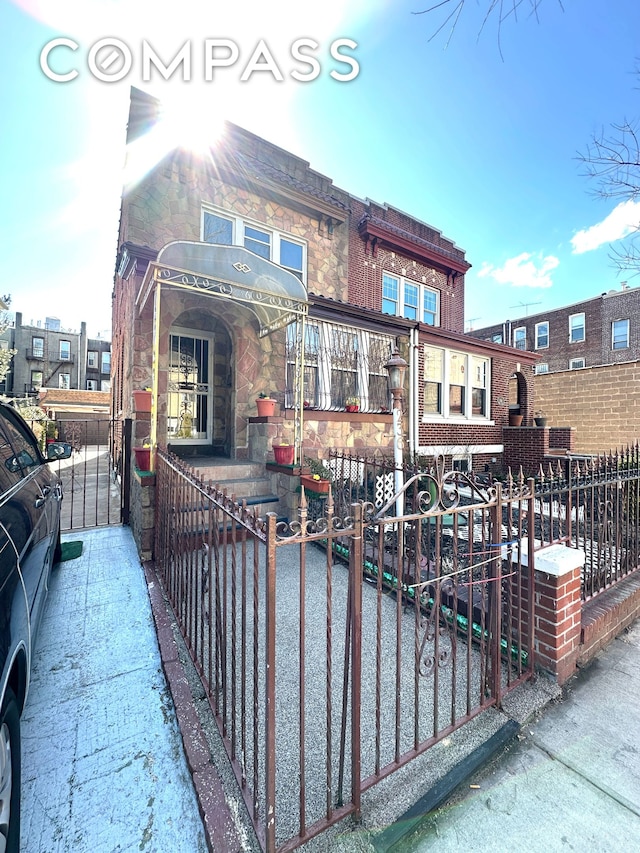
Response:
137,240,308,336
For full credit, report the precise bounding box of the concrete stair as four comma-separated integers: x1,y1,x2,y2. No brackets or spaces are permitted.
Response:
187,459,280,517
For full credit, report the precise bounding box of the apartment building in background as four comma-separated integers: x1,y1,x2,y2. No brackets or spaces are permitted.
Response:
5,312,111,397
470,283,640,374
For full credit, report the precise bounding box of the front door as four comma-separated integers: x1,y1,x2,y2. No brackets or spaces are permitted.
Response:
167,329,213,445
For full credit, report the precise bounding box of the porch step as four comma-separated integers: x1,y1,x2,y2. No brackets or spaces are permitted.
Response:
186,459,279,516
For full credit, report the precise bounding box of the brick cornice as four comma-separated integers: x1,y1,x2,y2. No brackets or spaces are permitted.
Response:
357,214,471,275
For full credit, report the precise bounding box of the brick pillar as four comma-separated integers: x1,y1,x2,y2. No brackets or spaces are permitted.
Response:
532,545,585,684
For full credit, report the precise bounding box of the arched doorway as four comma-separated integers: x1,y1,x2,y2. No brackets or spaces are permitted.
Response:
167,310,233,458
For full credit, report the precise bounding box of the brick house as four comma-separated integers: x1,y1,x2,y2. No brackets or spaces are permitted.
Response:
112,87,539,545
470,284,640,453
470,283,640,374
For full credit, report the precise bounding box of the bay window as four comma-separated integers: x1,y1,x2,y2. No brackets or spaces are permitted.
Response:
285,321,393,412
423,346,491,421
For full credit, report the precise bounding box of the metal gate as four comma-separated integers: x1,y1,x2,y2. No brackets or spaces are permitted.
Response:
47,418,131,531
153,451,536,852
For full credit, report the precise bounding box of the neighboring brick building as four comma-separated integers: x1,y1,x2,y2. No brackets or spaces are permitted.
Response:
470,283,640,374
113,87,538,499
8,312,111,397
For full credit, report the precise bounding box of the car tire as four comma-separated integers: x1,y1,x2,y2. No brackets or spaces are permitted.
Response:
0,687,20,853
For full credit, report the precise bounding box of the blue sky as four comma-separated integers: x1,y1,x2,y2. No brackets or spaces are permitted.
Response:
3,0,640,337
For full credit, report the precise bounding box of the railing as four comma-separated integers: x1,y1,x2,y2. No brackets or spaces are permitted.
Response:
153,449,535,852
328,447,640,602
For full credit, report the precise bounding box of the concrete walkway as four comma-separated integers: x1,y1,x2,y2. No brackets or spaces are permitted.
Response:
20,526,208,852
393,619,640,852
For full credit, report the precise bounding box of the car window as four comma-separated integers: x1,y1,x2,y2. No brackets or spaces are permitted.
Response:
0,410,42,489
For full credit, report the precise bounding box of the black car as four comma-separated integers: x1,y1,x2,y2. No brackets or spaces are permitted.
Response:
0,403,71,852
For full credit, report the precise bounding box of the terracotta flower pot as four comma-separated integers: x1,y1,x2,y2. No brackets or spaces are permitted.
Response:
508,414,524,427
256,398,276,417
301,474,331,494
133,390,152,413
273,444,295,465
134,447,151,471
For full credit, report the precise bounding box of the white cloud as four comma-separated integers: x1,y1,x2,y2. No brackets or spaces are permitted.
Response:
571,199,640,254
477,252,559,289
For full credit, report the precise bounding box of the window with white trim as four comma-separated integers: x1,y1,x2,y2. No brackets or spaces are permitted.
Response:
86,379,98,390
60,340,71,360
32,336,44,358
59,373,70,390
101,352,111,373
423,345,491,421
382,272,439,326
535,363,549,374
513,327,526,350
285,321,393,412
569,313,585,343
87,351,98,368
535,321,549,349
569,358,585,369
612,319,629,350
202,207,306,282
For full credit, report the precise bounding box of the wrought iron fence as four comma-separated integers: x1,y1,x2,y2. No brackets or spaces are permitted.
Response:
152,449,535,852
328,447,640,602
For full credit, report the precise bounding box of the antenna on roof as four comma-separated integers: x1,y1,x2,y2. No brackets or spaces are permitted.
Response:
509,300,542,317
466,317,482,331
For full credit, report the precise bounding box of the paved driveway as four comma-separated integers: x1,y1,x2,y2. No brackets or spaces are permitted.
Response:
19,526,208,852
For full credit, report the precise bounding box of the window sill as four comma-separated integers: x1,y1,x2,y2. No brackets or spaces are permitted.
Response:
422,417,495,426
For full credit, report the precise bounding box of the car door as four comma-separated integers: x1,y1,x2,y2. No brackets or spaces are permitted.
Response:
0,409,55,641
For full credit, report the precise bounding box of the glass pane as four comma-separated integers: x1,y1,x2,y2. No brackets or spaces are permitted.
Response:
424,382,441,413
472,388,486,415
203,212,233,244
244,226,270,259
449,385,464,415
424,347,443,381
449,353,464,385
280,239,303,274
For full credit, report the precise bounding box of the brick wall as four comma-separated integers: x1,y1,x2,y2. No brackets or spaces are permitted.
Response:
534,361,640,454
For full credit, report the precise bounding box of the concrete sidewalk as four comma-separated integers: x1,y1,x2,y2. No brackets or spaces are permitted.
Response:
20,526,208,852
390,619,640,852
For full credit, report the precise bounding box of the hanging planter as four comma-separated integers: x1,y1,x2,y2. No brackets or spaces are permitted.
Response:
133,389,152,413
273,443,295,465
256,395,276,417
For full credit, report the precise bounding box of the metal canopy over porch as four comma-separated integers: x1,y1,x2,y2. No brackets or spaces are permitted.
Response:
137,241,308,464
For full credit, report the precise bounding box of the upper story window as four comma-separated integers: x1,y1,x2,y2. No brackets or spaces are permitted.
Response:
569,313,585,343
423,346,490,421
32,336,44,358
59,373,70,390
285,321,393,412
87,351,98,368
491,333,503,344
60,340,71,360
513,327,526,350
569,358,585,369
612,319,630,350
86,379,98,391
202,208,306,282
101,352,111,374
535,321,549,349
382,272,439,326
535,363,549,374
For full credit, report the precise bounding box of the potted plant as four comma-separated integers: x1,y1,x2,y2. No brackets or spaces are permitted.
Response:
133,387,152,413
272,440,295,465
256,392,276,417
134,443,152,471
534,411,548,427
345,396,360,413
301,457,333,494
